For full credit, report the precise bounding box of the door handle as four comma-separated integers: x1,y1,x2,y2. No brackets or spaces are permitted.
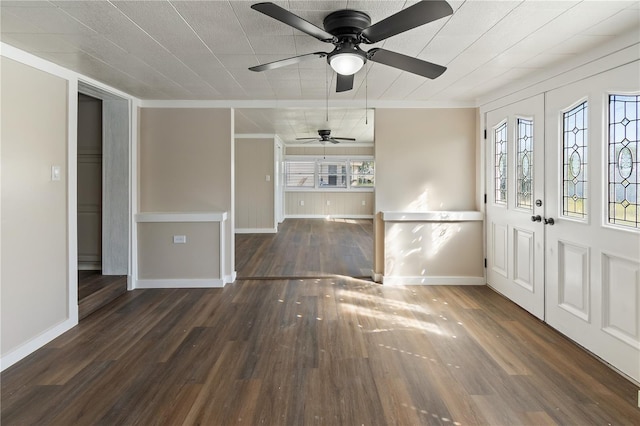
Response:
544,217,555,225
531,215,542,222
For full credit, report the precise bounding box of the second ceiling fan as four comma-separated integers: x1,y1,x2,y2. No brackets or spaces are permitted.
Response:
297,129,355,145
248,1,453,92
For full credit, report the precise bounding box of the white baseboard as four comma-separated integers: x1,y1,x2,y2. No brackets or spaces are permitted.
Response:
224,271,237,285
0,317,77,372
285,214,374,219
235,228,277,234
135,278,225,289
382,276,486,286
78,262,101,270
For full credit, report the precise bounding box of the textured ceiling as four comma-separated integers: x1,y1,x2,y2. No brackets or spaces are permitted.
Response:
2,0,639,144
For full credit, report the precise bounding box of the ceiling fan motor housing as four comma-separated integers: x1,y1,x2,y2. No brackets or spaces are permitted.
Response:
323,10,371,70
318,129,332,139
322,10,371,37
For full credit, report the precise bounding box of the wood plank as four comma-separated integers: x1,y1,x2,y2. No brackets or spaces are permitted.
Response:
2,282,639,424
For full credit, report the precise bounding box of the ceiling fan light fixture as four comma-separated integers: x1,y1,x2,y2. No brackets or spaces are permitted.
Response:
329,53,365,76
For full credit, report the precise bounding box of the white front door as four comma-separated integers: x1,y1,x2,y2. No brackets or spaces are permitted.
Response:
545,61,640,382
485,94,545,319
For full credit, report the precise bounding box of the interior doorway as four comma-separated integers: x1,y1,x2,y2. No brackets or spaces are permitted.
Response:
76,83,130,319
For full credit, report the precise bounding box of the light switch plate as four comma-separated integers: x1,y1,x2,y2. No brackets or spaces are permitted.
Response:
173,235,186,244
266,175,271,181
51,165,61,181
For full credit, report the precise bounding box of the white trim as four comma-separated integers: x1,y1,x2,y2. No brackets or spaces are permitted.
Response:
286,214,374,219
382,276,486,286
1,43,75,80
135,279,225,289
135,212,228,222
371,271,383,283
285,188,374,193
139,99,474,109
235,228,278,234
235,133,275,139
382,211,483,222
225,271,237,285
286,154,374,161
0,318,77,371
67,76,79,325
130,98,140,291
78,262,102,271
286,143,375,148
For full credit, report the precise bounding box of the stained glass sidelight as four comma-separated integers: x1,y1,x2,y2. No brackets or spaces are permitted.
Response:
494,122,508,204
608,94,639,229
517,118,533,210
562,102,588,218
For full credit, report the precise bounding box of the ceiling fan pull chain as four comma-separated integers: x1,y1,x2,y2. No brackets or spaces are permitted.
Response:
363,62,369,125
325,62,329,122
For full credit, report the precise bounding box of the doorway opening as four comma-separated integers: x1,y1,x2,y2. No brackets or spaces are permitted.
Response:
76,84,130,319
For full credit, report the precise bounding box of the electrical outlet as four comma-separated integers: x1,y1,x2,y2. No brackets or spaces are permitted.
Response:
326,200,331,206
266,175,270,181
173,235,186,244
361,200,366,206
300,200,304,206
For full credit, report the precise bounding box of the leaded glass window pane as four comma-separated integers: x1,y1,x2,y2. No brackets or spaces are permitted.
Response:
494,122,508,204
562,102,588,219
608,94,639,229
517,118,533,210
285,161,315,188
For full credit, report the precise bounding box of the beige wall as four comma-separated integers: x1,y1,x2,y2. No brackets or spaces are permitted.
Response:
235,138,274,230
374,108,482,280
137,222,220,279
138,108,234,280
286,191,374,217
1,57,69,355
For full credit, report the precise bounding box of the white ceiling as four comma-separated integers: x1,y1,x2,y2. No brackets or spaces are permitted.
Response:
2,0,639,144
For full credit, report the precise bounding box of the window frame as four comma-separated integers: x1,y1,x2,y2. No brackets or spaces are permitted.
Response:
603,91,640,233
559,97,589,223
284,155,375,192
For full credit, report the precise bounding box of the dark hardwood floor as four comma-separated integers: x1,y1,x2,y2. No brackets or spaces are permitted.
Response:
2,220,638,424
236,218,373,279
78,270,127,320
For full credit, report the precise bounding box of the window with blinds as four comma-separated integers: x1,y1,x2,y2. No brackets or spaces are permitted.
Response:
284,158,374,191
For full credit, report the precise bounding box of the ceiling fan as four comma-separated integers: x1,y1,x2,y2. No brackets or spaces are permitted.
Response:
248,1,453,92
297,129,355,144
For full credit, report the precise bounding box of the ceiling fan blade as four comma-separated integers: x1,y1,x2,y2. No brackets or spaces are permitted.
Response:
249,52,326,72
296,137,320,140
336,73,354,92
251,2,336,42
333,137,356,141
368,48,446,79
328,138,341,144
360,0,453,44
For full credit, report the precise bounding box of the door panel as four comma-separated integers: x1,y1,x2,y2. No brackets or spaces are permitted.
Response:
545,61,640,382
485,94,545,319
